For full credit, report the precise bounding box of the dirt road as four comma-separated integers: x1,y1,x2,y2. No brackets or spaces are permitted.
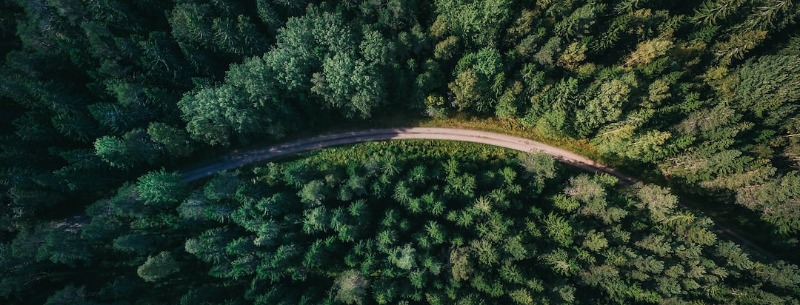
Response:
181,127,636,183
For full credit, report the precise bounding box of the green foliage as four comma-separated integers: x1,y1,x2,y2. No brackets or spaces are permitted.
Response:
736,172,800,234
94,129,159,169
333,270,368,304
736,55,800,126
179,58,286,146
554,3,604,39
169,1,267,66
518,152,557,183
543,213,573,247
573,73,637,137
137,251,180,283
633,184,678,221
450,246,473,282
37,225,92,266
94,136,133,168
137,170,187,205
147,122,195,157
44,285,97,305
6,141,800,304
311,52,386,119
264,7,357,93
449,47,505,112
433,0,514,47
4,0,800,303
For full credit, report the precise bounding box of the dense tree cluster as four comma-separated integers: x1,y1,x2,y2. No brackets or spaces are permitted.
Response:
1,0,799,239
2,0,800,303
4,142,799,304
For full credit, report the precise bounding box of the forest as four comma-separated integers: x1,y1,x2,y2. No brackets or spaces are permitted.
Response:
1,0,800,304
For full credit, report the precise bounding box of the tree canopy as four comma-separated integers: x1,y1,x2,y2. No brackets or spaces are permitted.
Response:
2,0,800,303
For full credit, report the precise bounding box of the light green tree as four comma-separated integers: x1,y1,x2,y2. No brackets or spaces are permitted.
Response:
333,270,368,305
137,170,187,205
137,251,179,283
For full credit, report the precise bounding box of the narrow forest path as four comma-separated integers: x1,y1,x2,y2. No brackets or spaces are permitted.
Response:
180,127,776,260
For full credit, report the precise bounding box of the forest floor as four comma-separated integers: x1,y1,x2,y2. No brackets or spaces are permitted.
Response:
179,126,778,261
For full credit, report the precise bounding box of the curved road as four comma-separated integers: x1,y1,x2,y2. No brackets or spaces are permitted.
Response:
181,127,775,260
182,127,637,183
